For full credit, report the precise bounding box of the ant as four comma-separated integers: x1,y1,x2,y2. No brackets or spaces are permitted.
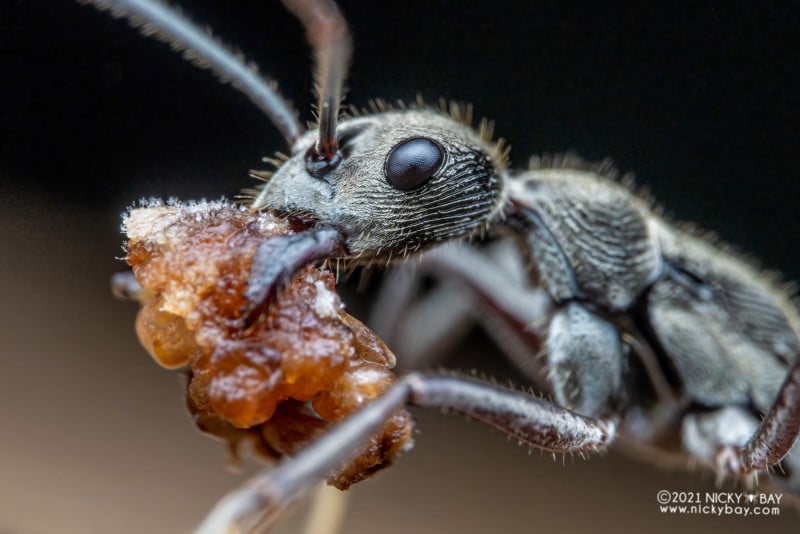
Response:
79,0,800,531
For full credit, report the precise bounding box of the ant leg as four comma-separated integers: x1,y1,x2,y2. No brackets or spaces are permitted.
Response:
370,241,553,375
681,406,761,484
196,372,616,533
683,359,800,484
736,357,800,472
369,261,476,371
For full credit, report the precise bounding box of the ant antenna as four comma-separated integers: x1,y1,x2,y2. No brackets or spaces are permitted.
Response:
283,0,352,168
83,0,303,147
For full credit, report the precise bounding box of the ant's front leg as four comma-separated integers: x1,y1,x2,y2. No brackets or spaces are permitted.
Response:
196,373,617,533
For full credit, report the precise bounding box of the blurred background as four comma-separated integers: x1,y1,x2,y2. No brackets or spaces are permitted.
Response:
2,1,800,532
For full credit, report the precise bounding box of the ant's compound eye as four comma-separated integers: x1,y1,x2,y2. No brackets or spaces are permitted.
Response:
385,137,445,190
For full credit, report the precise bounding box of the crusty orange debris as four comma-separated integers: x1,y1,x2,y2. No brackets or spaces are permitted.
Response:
122,199,413,488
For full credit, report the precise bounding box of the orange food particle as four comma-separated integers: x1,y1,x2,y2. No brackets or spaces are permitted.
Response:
123,200,414,486
135,295,197,369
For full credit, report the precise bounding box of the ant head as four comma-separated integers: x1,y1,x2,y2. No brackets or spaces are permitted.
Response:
249,0,508,261
86,0,508,261
253,108,508,261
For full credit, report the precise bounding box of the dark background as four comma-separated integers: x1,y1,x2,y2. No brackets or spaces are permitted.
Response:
2,1,799,533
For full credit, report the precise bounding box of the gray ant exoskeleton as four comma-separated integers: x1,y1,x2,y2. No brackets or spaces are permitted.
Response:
86,0,800,532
